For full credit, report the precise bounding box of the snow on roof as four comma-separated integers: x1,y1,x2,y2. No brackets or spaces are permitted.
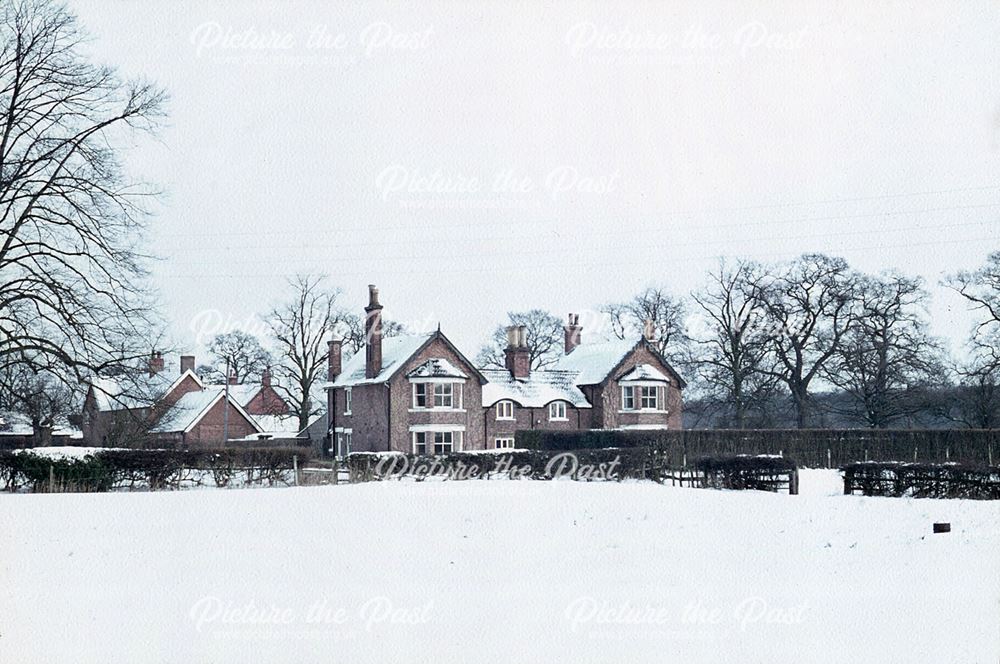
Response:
406,357,468,380
221,383,261,407
90,368,204,412
148,388,225,433
619,363,671,383
480,369,591,408
0,412,81,438
551,339,636,385
330,333,434,387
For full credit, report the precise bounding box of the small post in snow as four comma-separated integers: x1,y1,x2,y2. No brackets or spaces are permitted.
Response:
826,448,831,469
293,454,299,486
49,464,55,493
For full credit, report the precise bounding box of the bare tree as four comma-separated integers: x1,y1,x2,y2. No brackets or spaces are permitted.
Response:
0,0,167,390
824,273,942,428
942,348,1000,429
946,251,1000,340
477,309,563,371
600,287,690,366
267,275,343,431
0,359,77,444
339,312,404,355
206,330,272,383
691,260,781,428
761,254,857,428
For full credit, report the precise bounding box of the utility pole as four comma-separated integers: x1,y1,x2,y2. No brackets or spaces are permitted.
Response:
222,356,230,445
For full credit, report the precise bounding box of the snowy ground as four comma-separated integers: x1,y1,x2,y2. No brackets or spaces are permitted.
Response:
1,472,998,663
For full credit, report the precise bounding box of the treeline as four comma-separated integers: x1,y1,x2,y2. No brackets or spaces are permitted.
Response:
480,252,1000,430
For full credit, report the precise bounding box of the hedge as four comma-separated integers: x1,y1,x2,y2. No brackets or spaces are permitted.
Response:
514,429,999,467
842,461,1000,500
0,447,311,492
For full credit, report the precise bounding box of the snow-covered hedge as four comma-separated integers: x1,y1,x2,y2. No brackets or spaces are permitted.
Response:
0,447,311,493
516,429,999,467
842,462,1000,500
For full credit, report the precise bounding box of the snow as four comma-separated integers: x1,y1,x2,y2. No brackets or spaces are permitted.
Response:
481,368,591,408
406,357,469,379
330,333,435,387
553,338,637,385
148,387,227,433
13,446,112,459
619,362,671,383
1,471,997,662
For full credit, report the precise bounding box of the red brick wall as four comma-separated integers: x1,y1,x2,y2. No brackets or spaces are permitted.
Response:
244,385,289,415
590,344,683,430
183,398,258,447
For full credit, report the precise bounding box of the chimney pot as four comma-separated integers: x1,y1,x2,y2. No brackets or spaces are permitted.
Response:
262,366,272,387
504,325,531,379
327,338,343,381
148,350,165,376
564,313,583,354
365,285,384,379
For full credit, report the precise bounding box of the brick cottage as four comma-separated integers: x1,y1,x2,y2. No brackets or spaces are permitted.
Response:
325,286,685,456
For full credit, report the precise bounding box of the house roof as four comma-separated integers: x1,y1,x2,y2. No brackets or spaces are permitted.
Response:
329,331,486,388
551,339,637,385
90,369,203,412
407,357,469,380
552,338,686,388
224,383,262,407
149,387,262,434
480,369,591,408
620,363,671,383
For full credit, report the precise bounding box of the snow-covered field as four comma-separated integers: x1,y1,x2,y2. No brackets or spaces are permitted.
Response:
1,472,998,663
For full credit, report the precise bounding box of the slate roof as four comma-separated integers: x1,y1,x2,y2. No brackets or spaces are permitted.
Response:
550,339,637,385
480,369,591,408
90,369,203,412
407,358,469,380
149,387,262,434
330,333,435,387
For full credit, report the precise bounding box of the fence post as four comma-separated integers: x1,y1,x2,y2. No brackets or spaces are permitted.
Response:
48,464,54,493
913,447,917,462
826,448,831,469
293,454,299,486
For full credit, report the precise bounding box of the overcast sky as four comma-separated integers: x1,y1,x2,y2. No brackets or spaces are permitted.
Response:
71,0,1000,360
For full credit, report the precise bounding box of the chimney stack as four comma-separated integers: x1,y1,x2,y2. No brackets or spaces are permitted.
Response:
643,318,656,342
228,371,239,385
327,338,342,381
262,366,272,387
180,355,195,375
564,313,582,354
365,284,383,379
148,351,164,376
504,325,531,379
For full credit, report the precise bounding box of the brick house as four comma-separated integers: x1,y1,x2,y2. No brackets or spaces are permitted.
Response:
83,353,264,447
327,286,487,456
325,286,685,455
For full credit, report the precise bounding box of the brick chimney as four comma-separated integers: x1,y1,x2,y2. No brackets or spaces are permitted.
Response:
564,313,582,354
148,351,164,376
228,372,239,385
504,325,531,379
364,284,383,379
643,318,656,342
327,338,342,381
261,366,272,387
180,355,195,375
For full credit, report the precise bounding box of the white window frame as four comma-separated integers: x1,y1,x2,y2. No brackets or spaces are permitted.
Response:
334,427,352,457
548,401,568,421
412,431,428,455
344,387,352,415
495,436,515,449
433,382,453,408
496,400,514,420
640,385,659,410
413,383,428,408
621,385,635,410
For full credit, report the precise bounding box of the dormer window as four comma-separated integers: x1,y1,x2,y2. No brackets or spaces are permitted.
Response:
548,401,567,421
496,400,514,420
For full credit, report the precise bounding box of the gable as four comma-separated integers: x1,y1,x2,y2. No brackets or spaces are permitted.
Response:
603,340,686,389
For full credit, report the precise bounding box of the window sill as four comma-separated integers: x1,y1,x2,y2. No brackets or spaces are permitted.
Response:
548,418,569,422
496,417,515,421
409,408,467,413
618,409,668,414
